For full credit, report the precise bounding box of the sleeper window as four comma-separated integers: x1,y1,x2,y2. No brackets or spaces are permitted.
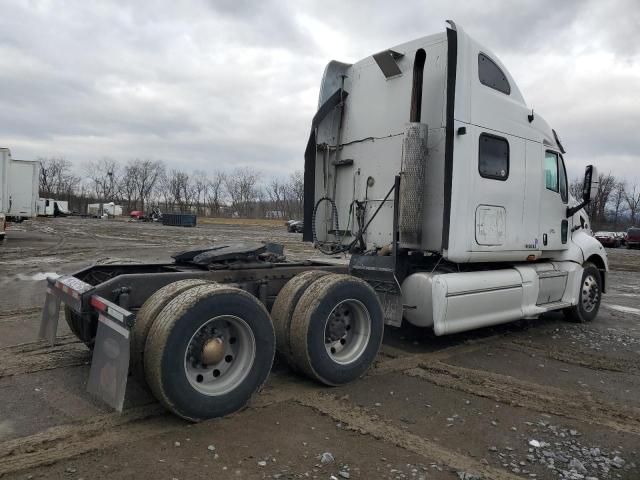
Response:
478,53,511,95
479,133,509,181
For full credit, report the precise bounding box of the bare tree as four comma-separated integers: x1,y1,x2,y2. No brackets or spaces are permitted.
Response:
206,171,226,216
609,181,626,228
625,184,640,225
166,169,192,211
266,177,287,218
287,170,304,219
157,171,175,211
589,173,616,225
120,163,140,211
192,170,208,215
225,167,260,217
39,157,80,200
84,158,120,201
133,159,164,212
569,177,584,202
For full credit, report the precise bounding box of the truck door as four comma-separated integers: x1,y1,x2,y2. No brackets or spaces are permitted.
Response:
540,150,569,251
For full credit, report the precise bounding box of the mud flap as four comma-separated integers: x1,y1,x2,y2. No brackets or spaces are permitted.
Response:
87,313,131,412
38,288,61,345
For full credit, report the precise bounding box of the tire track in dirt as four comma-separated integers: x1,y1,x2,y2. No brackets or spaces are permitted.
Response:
0,404,169,476
1,333,634,476
295,392,521,480
506,340,640,375
373,339,497,375
405,361,640,436
0,336,90,379
0,372,517,478
0,308,41,321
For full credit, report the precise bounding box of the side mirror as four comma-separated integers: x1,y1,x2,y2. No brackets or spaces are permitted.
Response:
567,165,598,219
582,165,598,203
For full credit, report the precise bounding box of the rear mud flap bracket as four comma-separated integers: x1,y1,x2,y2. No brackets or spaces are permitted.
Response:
87,296,133,412
38,288,61,345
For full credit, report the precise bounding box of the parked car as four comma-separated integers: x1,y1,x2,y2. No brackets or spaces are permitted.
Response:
615,232,627,247
130,210,145,220
0,213,5,241
594,231,620,248
626,227,640,249
286,219,304,233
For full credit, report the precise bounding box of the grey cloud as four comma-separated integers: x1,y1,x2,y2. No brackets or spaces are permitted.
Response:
0,0,638,186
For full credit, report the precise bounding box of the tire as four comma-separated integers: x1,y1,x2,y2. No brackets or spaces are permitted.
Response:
271,270,330,368
563,262,602,323
144,284,275,421
289,274,384,386
131,279,211,382
64,306,98,348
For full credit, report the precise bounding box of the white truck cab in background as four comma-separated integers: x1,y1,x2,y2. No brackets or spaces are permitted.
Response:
304,21,607,335
0,148,40,223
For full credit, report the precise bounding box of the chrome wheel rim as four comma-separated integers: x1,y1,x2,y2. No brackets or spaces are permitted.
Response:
581,274,600,313
324,299,371,365
184,315,256,396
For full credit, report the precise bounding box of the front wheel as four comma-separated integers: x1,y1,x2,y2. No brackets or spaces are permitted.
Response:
563,262,602,323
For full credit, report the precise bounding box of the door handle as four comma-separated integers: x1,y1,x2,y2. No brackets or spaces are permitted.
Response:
543,233,548,246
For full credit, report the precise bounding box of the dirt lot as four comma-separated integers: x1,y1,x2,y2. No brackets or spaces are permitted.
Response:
0,217,638,480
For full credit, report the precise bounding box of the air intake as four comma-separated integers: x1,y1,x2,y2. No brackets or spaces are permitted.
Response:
399,123,428,249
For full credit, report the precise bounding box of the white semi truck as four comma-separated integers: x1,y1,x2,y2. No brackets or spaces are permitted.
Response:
303,20,607,333
0,148,40,222
39,22,607,421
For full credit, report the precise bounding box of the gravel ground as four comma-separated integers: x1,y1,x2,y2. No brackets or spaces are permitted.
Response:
0,216,638,480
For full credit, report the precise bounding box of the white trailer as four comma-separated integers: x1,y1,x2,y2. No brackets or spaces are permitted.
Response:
0,148,40,221
88,202,122,217
37,198,69,216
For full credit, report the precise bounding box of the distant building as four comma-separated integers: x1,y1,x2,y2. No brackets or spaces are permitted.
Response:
265,210,285,219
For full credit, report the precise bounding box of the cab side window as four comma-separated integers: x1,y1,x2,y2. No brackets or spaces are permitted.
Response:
545,151,559,192
545,151,568,203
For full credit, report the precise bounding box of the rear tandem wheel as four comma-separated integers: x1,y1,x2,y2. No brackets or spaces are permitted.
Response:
131,279,212,382
288,273,384,386
271,270,330,369
144,284,276,421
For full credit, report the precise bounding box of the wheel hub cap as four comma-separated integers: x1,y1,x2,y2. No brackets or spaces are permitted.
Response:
184,315,256,396
202,337,225,365
581,274,599,313
324,299,371,365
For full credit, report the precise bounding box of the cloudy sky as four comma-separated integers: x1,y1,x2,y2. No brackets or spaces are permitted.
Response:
1,0,639,183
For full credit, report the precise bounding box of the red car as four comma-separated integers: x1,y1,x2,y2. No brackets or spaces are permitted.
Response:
130,210,145,220
627,227,640,249
594,231,620,248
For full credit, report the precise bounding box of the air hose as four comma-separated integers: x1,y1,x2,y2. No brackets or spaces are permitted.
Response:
312,182,396,256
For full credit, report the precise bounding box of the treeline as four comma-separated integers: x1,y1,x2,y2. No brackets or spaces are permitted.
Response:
38,157,304,219
37,156,640,229
570,173,640,230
